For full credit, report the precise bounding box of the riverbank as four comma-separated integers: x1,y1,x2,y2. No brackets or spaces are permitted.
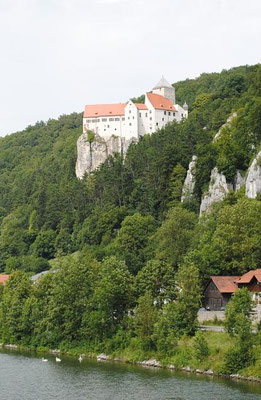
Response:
1,331,261,384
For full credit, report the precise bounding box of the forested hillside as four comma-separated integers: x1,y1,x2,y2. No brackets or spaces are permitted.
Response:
0,64,261,375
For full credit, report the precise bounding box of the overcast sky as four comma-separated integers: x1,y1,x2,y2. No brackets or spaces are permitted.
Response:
0,0,260,136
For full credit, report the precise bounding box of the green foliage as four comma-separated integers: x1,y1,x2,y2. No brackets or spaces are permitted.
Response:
31,230,56,259
133,292,158,350
193,331,209,361
224,288,254,335
111,213,156,274
135,259,176,306
174,262,201,335
153,302,178,355
168,163,187,207
154,207,197,268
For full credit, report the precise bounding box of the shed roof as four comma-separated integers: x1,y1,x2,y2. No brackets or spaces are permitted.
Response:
235,269,261,284
0,274,10,285
84,103,127,118
146,92,177,111
210,276,240,293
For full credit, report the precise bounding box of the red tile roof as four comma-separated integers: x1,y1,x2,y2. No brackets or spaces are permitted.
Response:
135,103,148,110
146,92,177,111
0,274,10,285
84,103,127,118
235,269,261,284
211,276,240,293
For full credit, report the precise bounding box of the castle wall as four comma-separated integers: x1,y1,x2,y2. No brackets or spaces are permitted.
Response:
83,116,125,139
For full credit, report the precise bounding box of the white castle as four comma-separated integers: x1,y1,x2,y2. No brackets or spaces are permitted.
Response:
76,77,188,178
83,77,188,141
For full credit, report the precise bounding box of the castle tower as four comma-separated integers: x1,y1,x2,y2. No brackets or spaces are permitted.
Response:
183,101,188,118
152,76,176,104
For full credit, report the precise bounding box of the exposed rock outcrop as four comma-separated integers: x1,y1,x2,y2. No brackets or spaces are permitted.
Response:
75,132,136,179
234,170,246,191
181,155,197,202
246,151,261,199
213,112,237,142
200,167,233,215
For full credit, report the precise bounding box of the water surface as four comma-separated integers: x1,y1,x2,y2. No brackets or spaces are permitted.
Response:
0,350,261,400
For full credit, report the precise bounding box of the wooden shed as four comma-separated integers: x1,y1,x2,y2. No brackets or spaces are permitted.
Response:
204,276,239,311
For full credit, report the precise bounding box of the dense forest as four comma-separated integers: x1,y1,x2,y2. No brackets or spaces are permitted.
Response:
0,64,260,375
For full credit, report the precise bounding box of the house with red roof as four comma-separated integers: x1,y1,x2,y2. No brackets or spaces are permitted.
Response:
204,269,261,310
83,77,188,143
0,274,10,286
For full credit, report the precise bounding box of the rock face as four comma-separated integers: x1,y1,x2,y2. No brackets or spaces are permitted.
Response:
213,112,237,142
234,170,246,192
200,167,232,215
75,133,136,179
181,155,197,202
246,151,261,199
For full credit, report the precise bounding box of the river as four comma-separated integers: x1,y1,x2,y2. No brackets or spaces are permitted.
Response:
0,350,261,400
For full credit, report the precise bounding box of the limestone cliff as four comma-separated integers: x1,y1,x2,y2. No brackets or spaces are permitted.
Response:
246,150,261,198
75,133,136,179
181,155,197,202
200,167,233,215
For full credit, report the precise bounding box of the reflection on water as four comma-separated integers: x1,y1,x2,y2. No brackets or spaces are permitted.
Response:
0,349,261,400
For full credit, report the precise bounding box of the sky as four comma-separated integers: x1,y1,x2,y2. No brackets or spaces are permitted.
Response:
0,0,260,136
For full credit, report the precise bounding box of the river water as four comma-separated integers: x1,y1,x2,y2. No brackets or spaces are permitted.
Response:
0,350,261,400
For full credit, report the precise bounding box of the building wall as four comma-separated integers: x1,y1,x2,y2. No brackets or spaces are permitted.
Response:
83,116,125,140
204,281,231,310
124,101,139,140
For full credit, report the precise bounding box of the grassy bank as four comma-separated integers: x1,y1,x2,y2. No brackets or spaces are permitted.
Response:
2,331,260,380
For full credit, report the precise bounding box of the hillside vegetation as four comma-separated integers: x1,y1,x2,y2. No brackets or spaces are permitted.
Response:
0,64,261,376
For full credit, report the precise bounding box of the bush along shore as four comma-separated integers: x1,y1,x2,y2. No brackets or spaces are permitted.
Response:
1,330,261,384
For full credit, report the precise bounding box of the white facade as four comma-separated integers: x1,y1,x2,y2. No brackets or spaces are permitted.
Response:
83,77,188,140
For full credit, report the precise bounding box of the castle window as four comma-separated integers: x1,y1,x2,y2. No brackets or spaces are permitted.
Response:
97,119,100,122
129,123,132,126
107,125,110,128
102,118,107,122
162,118,164,121
145,113,148,117
115,118,120,121
92,119,97,122
181,113,183,118
168,112,170,116
156,122,159,126
122,117,125,121
109,118,114,121
133,116,134,119
164,111,166,115
173,112,175,117
129,110,131,113
149,110,152,114
139,113,141,117
150,117,152,120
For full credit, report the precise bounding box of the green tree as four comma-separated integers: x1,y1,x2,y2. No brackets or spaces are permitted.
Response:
31,230,56,259
112,213,156,274
224,288,254,335
193,331,209,361
135,259,176,306
154,207,197,268
174,262,201,335
133,292,158,350
0,271,32,343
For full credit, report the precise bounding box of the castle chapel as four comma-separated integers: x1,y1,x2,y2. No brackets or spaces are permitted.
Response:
83,77,188,140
